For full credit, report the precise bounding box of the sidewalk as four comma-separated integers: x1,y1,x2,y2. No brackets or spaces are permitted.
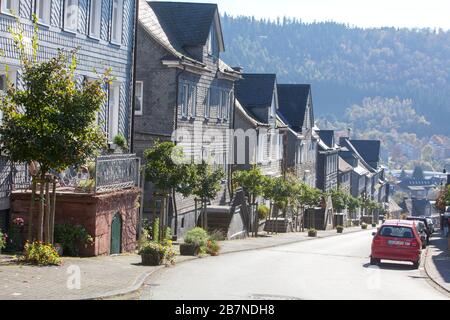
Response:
424,234,450,293
0,226,369,300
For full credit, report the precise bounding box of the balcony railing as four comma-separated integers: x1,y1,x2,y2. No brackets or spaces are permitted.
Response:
94,154,141,194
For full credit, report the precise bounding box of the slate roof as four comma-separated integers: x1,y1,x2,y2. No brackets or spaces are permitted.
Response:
148,1,221,49
235,74,276,110
339,157,353,173
277,84,311,132
348,140,381,166
317,130,334,148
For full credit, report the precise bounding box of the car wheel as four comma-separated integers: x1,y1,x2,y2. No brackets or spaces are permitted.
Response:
422,243,426,249
370,257,380,265
413,260,420,269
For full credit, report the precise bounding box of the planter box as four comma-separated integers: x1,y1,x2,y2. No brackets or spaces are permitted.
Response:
141,253,163,266
337,228,344,233
308,230,317,237
180,243,200,256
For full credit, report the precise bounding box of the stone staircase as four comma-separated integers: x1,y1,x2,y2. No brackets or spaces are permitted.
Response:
205,206,233,236
263,218,293,233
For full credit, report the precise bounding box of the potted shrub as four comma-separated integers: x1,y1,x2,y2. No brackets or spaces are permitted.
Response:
180,227,208,256
361,223,368,230
0,230,6,254
308,229,317,237
257,204,270,221
336,225,344,233
371,223,377,228
206,239,220,256
138,242,166,266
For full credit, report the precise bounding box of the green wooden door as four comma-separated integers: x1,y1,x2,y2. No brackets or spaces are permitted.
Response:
110,213,122,255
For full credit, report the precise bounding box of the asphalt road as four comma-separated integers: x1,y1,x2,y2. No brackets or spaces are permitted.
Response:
140,230,449,300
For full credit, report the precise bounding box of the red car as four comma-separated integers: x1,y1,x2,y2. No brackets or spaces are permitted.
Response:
370,220,422,269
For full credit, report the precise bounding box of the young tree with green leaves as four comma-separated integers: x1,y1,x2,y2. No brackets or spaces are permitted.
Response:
233,166,267,236
143,141,196,241
191,161,224,231
329,188,350,214
347,196,361,221
0,20,108,243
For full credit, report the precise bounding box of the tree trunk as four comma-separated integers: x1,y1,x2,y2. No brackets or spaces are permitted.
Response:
50,179,57,244
44,180,50,243
254,202,259,237
37,175,45,242
27,180,37,242
172,188,178,241
203,200,208,231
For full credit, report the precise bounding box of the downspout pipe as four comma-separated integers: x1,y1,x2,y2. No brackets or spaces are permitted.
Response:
130,0,139,154
172,64,187,241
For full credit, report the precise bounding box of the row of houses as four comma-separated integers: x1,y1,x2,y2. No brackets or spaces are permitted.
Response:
0,0,389,255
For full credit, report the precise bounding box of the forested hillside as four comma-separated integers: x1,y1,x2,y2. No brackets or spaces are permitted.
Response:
220,15,450,138
220,15,450,170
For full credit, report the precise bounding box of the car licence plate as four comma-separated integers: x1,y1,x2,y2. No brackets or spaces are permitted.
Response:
388,240,411,246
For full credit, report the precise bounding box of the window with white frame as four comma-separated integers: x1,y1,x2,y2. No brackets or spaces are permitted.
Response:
111,0,123,44
64,0,79,32
189,85,197,117
89,0,102,38
179,83,188,117
108,82,121,142
134,81,143,116
1,0,19,15
257,131,265,163
204,88,210,118
219,90,229,120
35,0,51,25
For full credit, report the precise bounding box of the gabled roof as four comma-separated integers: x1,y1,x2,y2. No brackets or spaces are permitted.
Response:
348,140,380,165
317,130,334,148
235,74,277,109
339,157,353,173
234,99,270,128
277,84,311,132
148,1,224,51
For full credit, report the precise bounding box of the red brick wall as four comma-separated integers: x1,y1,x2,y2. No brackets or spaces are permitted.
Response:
11,188,141,256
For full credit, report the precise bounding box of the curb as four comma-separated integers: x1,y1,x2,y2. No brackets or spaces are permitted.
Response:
423,246,450,295
88,227,371,300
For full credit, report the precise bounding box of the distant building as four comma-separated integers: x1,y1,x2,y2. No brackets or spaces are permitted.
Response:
277,84,318,187
234,74,284,178
316,130,339,192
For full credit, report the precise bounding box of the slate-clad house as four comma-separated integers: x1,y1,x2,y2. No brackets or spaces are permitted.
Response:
316,130,339,192
0,0,138,245
277,84,317,187
135,1,242,238
339,137,389,219
233,74,284,178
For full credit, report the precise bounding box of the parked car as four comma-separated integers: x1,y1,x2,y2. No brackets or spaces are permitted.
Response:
371,220,422,269
406,216,432,242
414,221,428,249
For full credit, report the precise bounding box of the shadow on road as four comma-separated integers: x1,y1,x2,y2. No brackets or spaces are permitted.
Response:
362,262,416,271
428,236,450,285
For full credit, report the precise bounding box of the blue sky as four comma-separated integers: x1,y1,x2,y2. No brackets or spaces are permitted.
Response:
161,0,450,30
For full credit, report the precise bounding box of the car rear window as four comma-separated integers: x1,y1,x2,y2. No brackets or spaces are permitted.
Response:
379,226,414,238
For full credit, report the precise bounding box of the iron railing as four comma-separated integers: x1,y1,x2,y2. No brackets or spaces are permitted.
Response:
94,154,141,193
